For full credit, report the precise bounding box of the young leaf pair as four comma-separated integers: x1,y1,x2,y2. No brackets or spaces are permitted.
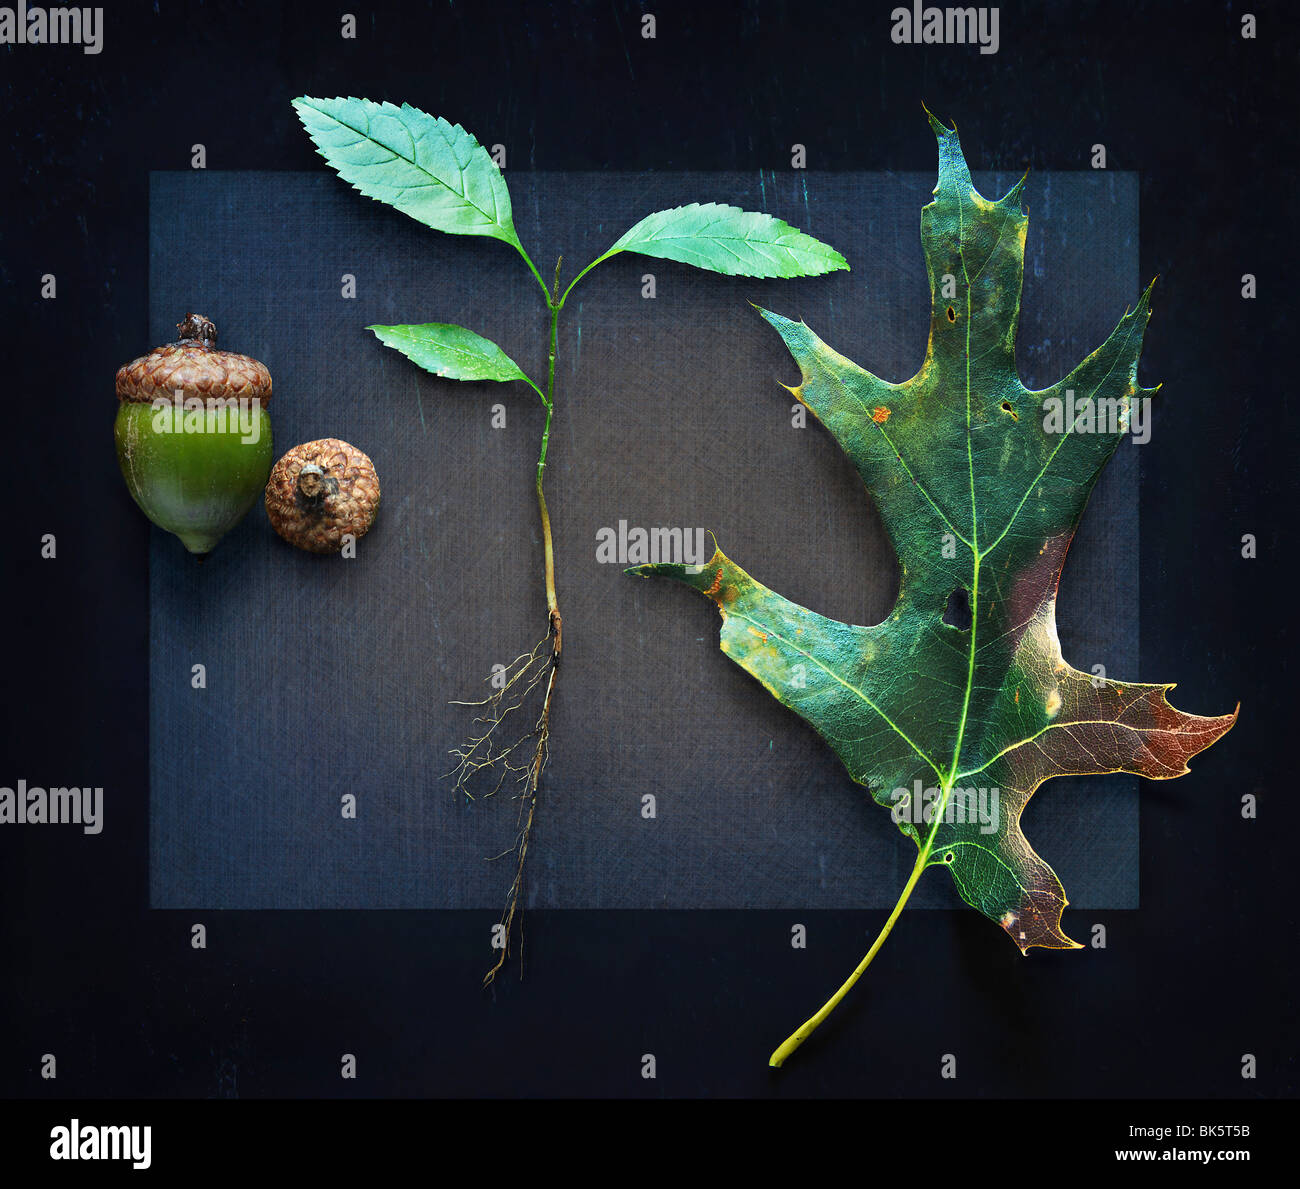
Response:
293,96,846,402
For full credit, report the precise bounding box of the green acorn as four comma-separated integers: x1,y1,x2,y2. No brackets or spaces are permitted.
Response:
115,314,273,556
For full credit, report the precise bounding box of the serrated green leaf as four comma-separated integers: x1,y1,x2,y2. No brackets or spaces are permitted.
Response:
633,114,1236,957
293,96,519,247
601,202,849,278
368,322,543,399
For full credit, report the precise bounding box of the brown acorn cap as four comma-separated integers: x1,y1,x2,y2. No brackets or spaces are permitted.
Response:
265,439,380,554
116,314,272,405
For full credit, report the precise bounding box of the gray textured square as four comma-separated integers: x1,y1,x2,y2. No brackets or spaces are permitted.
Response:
148,168,1141,910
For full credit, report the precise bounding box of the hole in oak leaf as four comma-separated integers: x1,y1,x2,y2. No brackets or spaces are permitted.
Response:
946,306,957,323
942,587,972,631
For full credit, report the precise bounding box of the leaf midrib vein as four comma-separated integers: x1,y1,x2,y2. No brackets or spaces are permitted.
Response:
954,716,1181,782
729,609,945,782
314,102,506,232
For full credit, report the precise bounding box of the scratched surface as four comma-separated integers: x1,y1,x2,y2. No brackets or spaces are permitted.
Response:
149,169,1140,909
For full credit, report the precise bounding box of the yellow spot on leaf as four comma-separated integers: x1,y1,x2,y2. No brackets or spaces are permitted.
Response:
872,407,892,423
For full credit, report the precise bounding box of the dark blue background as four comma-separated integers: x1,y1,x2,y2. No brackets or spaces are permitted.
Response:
0,0,1290,1101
